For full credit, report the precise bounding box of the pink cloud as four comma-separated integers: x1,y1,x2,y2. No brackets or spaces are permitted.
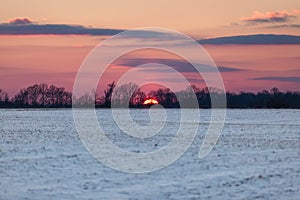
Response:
293,9,300,15
241,10,298,23
7,17,32,25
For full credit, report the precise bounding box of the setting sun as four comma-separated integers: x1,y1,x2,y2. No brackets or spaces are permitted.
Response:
143,98,159,105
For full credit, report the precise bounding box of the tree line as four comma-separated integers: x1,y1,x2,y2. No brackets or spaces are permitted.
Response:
0,83,300,108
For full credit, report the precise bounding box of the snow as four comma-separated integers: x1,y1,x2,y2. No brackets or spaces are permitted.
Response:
0,109,299,199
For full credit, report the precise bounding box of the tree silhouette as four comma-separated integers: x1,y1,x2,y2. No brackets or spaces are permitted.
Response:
0,83,300,108
112,82,146,107
148,88,179,108
0,89,10,107
11,84,71,108
102,82,116,108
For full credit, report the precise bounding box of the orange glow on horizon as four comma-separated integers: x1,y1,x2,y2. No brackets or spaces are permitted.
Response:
143,98,159,105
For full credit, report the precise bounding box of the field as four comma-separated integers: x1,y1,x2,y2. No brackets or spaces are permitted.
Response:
0,109,299,199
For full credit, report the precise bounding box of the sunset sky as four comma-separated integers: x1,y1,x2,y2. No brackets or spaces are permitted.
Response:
1,0,300,95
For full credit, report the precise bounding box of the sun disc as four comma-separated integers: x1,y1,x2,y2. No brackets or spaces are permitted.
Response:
143,98,159,105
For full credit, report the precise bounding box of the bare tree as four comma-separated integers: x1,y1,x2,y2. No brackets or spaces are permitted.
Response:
112,82,142,107
39,83,48,106
0,89,9,107
102,82,116,108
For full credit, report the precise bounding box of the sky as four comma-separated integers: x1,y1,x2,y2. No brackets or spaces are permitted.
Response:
0,0,300,95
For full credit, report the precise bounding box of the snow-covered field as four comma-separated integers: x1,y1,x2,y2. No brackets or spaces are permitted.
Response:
0,109,299,199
